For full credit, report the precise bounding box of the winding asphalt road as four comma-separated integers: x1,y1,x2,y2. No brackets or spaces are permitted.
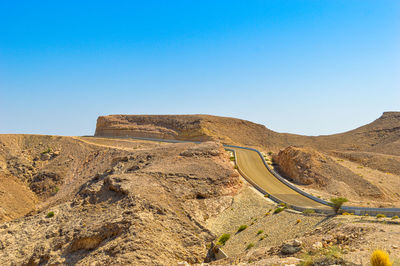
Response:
231,147,329,209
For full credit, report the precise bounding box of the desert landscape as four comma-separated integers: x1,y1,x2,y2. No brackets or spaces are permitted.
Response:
0,113,399,265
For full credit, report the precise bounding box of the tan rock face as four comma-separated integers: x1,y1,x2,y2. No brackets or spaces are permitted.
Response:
95,115,209,141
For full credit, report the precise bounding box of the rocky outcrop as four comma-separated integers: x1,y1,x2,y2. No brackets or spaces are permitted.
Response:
273,146,383,199
95,115,211,141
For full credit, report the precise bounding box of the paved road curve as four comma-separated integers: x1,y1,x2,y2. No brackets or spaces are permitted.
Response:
232,147,329,209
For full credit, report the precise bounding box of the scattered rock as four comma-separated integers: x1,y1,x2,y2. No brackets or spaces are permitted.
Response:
40,153,51,161
281,244,301,255
311,241,323,252
292,239,302,247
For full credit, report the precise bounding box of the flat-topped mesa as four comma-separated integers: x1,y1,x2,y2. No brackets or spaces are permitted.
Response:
95,115,215,141
94,114,281,146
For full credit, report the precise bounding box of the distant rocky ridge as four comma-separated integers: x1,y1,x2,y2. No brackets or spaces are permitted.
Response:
95,112,400,154
95,114,305,150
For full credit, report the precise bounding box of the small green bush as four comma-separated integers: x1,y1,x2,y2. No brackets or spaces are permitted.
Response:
267,151,273,156
324,245,342,259
237,225,248,232
246,243,255,250
230,156,235,161
274,207,285,214
298,255,313,266
41,148,52,154
391,216,399,220
217,233,230,245
257,230,264,235
46,211,55,218
330,197,348,214
234,165,238,169
376,214,386,219
302,209,316,215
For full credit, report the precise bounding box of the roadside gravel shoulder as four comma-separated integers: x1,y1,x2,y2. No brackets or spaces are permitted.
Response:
206,185,328,257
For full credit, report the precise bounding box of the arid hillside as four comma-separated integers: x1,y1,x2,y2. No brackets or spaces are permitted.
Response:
1,132,400,265
0,135,241,265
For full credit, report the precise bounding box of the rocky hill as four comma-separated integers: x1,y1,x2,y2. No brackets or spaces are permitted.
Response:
309,112,400,156
0,135,241,265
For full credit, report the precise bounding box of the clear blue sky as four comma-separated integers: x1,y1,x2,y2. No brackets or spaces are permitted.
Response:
1,1,399,136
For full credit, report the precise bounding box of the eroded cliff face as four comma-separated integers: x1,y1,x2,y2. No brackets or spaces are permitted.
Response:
95,115,212,141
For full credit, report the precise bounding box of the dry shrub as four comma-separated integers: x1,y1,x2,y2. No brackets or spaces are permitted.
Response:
370,250,392,266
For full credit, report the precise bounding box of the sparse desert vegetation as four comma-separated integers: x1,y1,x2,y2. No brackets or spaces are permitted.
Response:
274,206,286,214
216,233,231,246
330,197,349,214
237,224,248,232
370,249,392,266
